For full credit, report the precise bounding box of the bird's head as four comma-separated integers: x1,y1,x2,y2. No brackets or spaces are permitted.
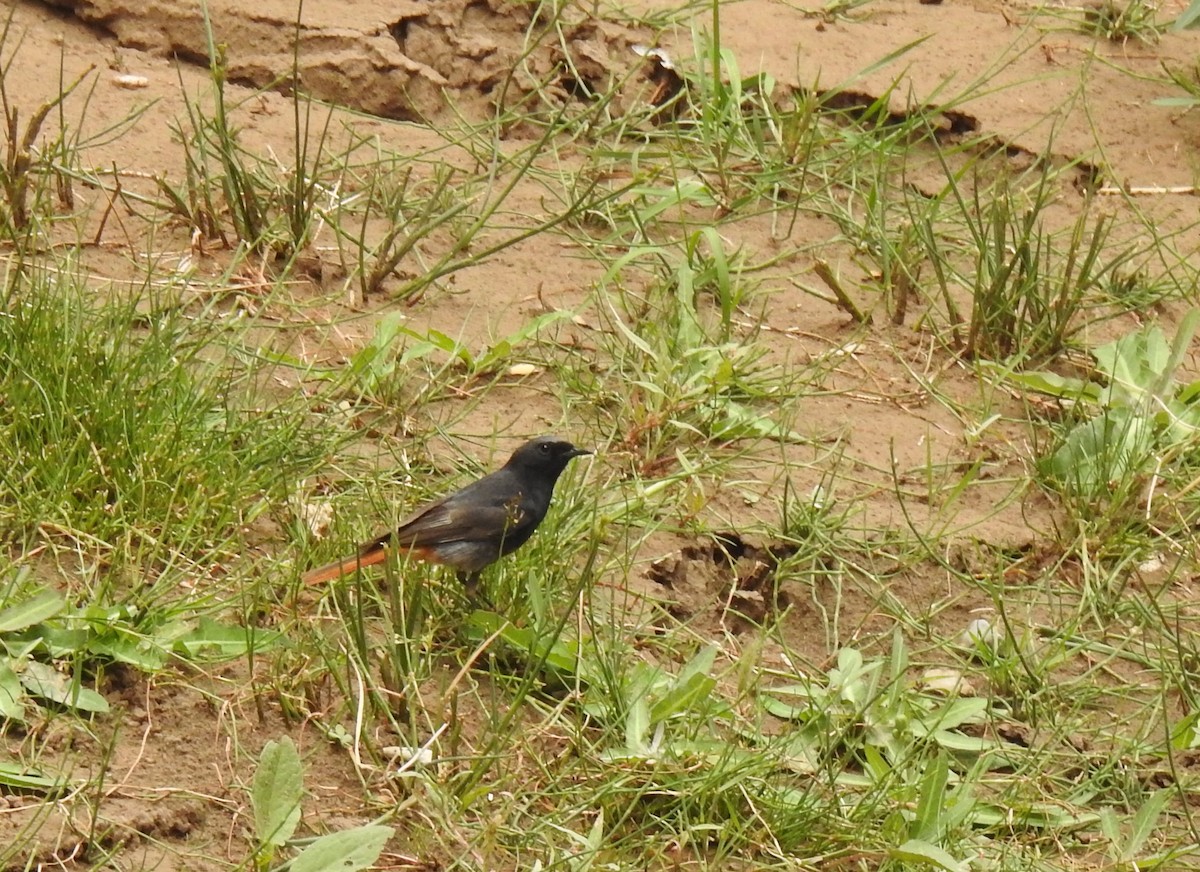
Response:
507,435,591,478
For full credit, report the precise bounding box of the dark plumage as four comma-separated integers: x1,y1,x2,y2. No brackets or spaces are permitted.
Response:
302,436,590,587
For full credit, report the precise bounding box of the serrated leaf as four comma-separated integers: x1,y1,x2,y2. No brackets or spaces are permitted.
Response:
290,824,393,872
1098,806,1122,844
253,737,303,847
1124,788,1171,861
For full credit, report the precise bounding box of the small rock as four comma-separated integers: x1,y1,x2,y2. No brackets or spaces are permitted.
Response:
112,74,149,89
961,618,1001,650
920,667,975,696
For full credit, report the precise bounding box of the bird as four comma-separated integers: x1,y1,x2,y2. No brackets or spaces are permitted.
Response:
301,435,591,589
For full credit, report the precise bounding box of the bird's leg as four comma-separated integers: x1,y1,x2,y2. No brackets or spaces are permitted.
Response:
457,571,496,609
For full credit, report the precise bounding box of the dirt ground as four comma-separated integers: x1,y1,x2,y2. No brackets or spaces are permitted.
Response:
4,0,1200,867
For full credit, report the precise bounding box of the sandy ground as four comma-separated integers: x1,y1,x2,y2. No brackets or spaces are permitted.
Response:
3,0,1200,866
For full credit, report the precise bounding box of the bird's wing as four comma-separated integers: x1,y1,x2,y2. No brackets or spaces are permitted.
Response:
391,488,533,548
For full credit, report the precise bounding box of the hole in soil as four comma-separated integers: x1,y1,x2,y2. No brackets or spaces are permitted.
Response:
712,531,747,565
388,18,411,51
942,109,978,135
558,73,595,100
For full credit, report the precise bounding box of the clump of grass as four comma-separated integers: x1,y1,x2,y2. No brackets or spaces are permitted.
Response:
0,266,334,575
1081,0,1162,43
865,159,1149,366
562,237,804,472
0,10,143,244
162,44,332,256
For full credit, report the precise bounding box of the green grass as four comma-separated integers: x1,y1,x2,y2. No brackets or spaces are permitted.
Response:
4,1,1200,869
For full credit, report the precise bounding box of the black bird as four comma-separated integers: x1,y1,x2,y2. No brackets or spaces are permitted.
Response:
302,436,590,588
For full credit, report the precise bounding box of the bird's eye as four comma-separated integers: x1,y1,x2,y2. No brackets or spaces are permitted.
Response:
539,443,552,453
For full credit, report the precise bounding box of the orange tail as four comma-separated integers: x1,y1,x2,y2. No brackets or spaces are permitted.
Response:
302,543,388,586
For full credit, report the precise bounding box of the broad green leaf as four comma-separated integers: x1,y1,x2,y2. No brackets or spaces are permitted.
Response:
476,310,573,372
1172,0,1200,30
890,838,966,872
605,303,658,360
1152,309,1200,402
1002,369,1097,402
0,590,66,633
1171,711,1200,749
699,227,733,331
290,824,393,872
87,635,169,671
1091,315,1199,412
968,802,1100,829
923,698,989,732
649,672,716,724
175,618,283,660
1176,378,1200,404
36,627,91,658
585,807,605,852
673,261,704,350
712,403,805,443
1043,408,1155,491
930,731,996,753
760,683,817,719
912,754,950,842
466,611,580,677
0,660,26,722
19,662,109,713
862,743,890,782
0,761,64,794
760,696,810,720
368,312,406,353
626,696,651,751
478,339,512,368
1124,789,1172,861
762,683,816,699
676,645,717,686
1162,397,1200,444
1098,807,1122,844
253,737,303,847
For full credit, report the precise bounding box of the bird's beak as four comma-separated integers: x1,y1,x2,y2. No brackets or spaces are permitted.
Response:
569,446,593,458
